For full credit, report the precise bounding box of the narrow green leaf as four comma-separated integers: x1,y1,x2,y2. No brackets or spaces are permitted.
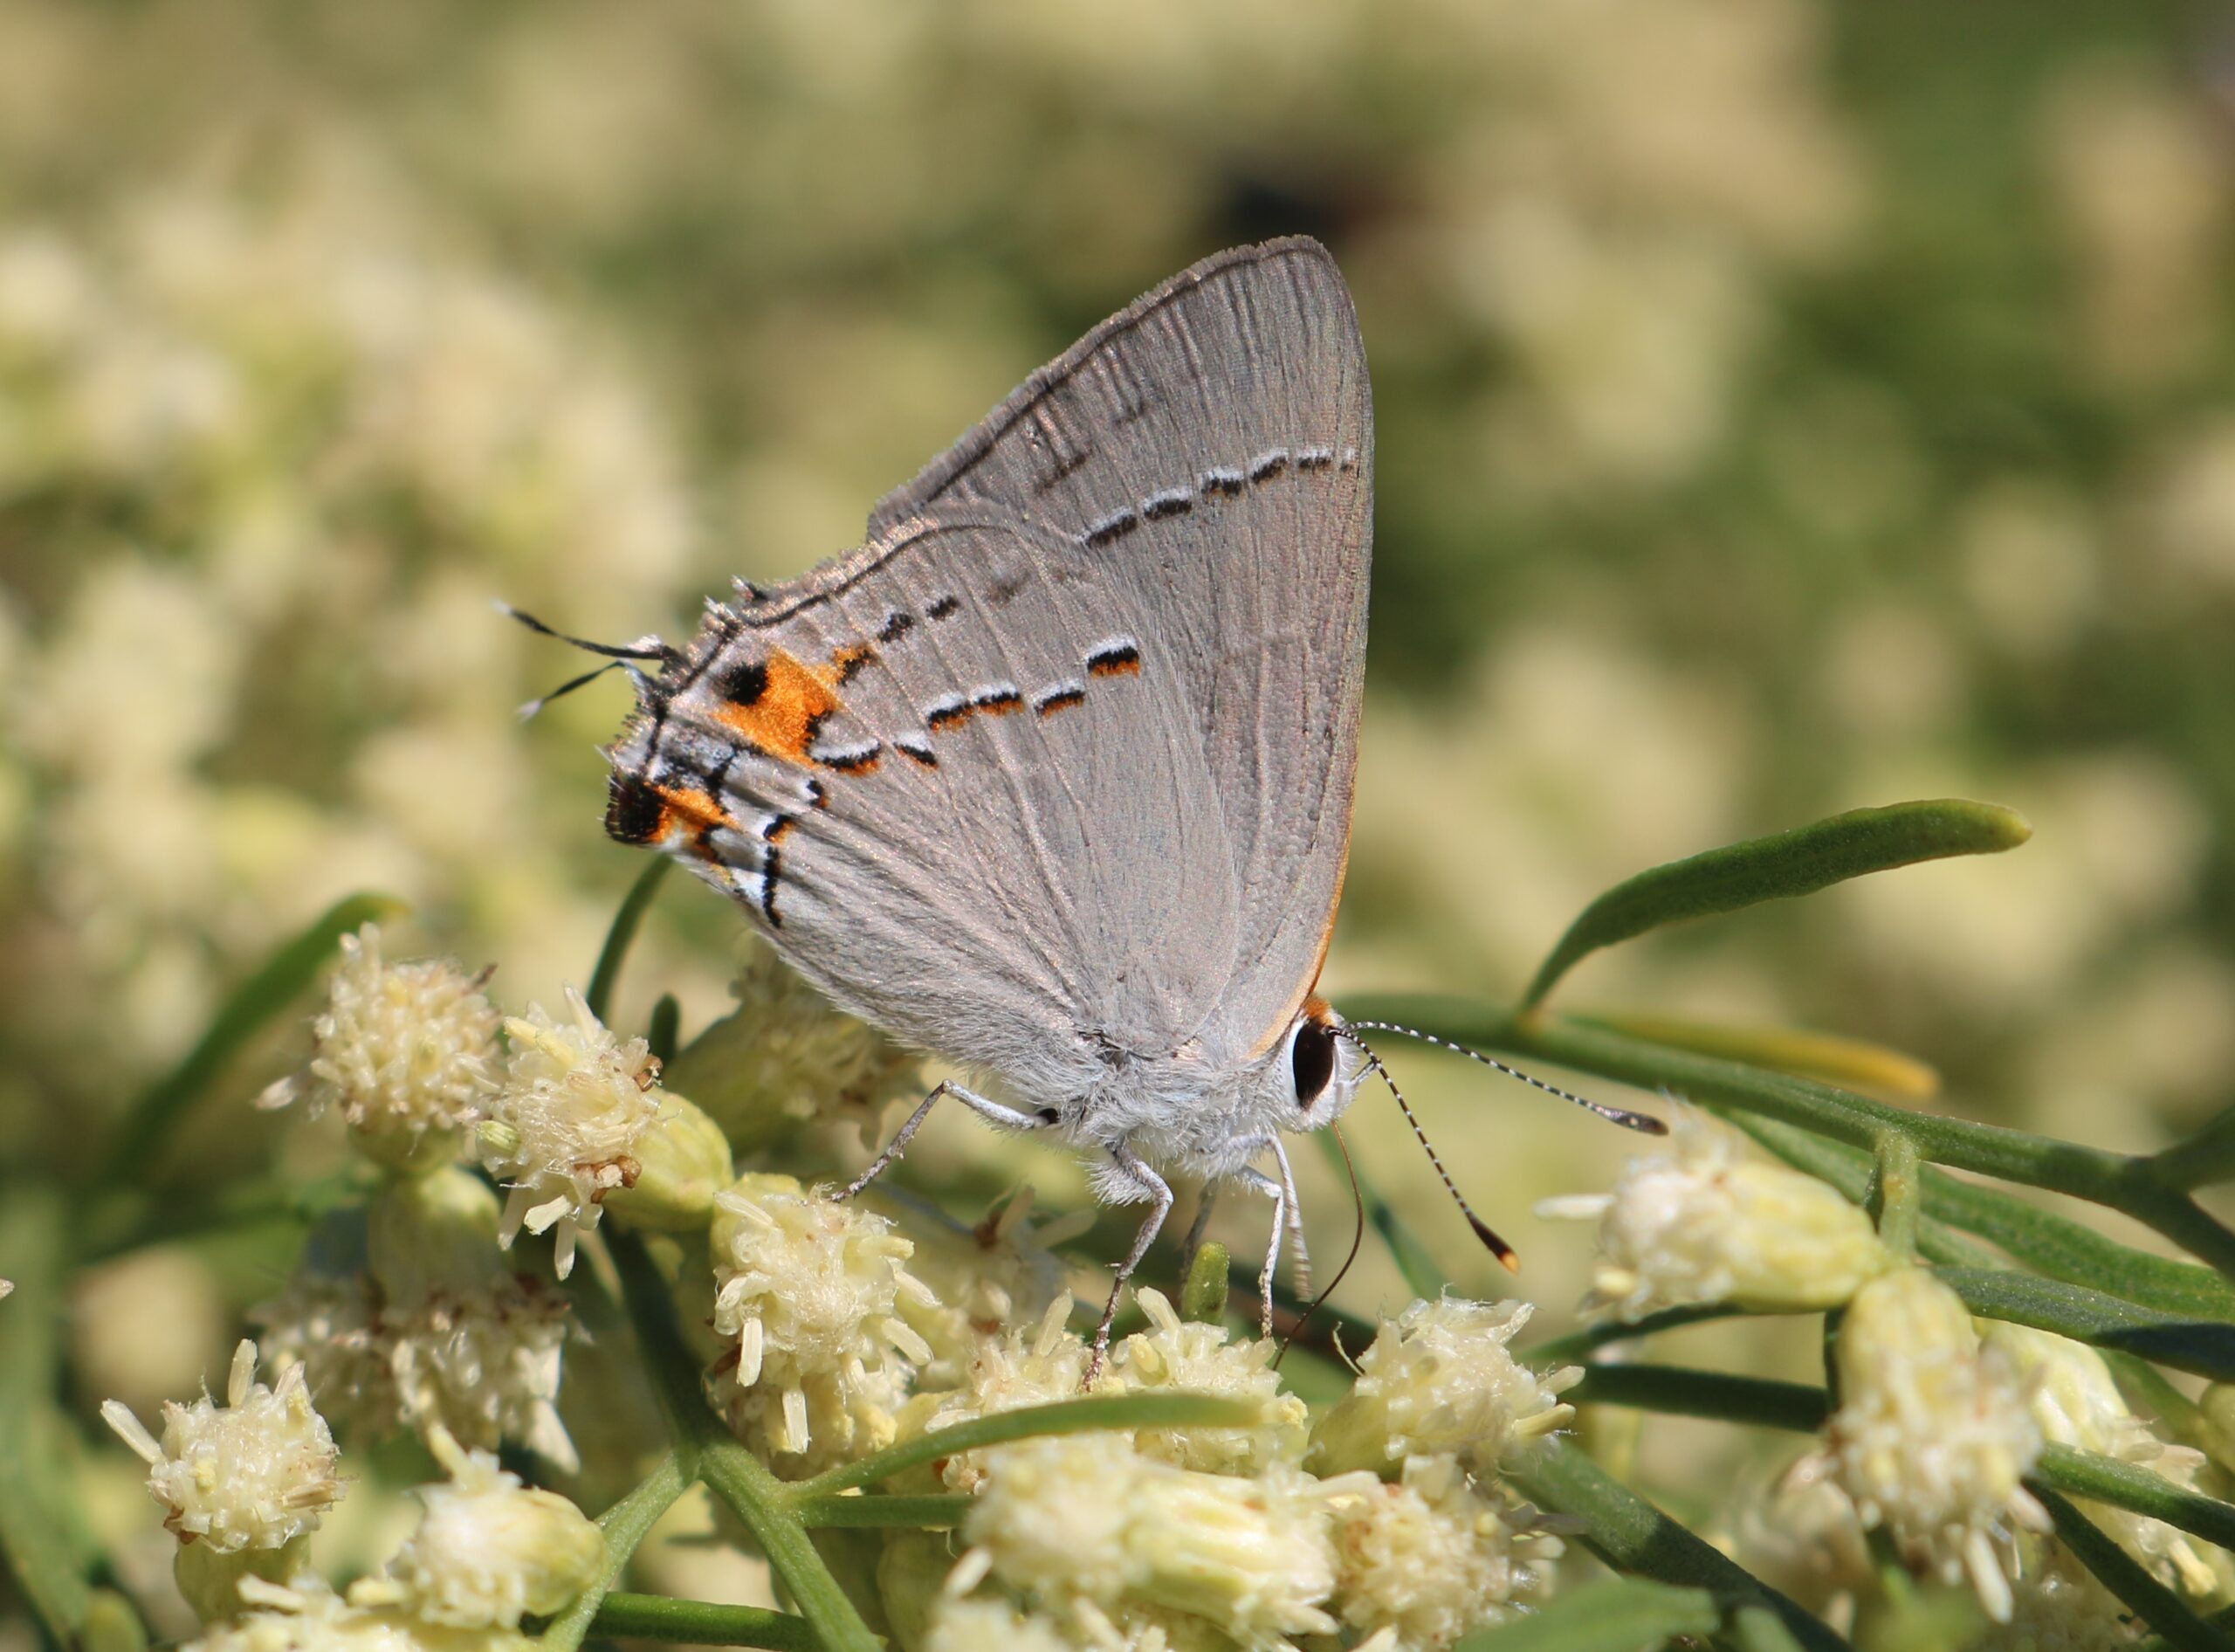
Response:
1182,1242,1232,1325
1343,996,2235,1284
1508,1442,1846,1652
97,891,403,1186
1568,1365,1828,1433
1728,1605,1813,1652
1938,1268,2235,1383
589,1592,817,1649
1454,1575,1720,1650
1519,800,2030,1011
1313,1125,1446,1299
1525,1304,1754,1366
1723,1114,2004,1270
2035,1443,2235,1552
2151,1104,2235,1192
588,857,672,1024
0,1186,95,1642
2030,1484,2228,1651
793,1392,1267,1500
541,1453,691,1652
647,992,682,1067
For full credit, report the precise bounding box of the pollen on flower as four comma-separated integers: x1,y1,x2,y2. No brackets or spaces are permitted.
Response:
102,1340,344,1552
479,987,662,1279
883,1185,1088,1384
707,1173,935,1476
918,1298,1099,1492
354,1426,602,1628
258,925,499,1170
1325,1454,1559,1649
1308,1298,1579,1479
1824,1266,2050,1623
1108,1287,1308,1475
1537,1106,1892,1321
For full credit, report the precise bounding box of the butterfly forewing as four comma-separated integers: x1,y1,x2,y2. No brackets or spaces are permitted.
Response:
869,238,1372,1062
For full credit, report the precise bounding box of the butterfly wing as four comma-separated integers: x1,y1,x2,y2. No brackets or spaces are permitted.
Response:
869,237,1372,1063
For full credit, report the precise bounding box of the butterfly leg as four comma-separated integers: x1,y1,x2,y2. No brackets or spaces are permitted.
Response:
1268,1137,1311,1300
1087,1142,1173,1380
1230,1164,1287,1337
835,1080,1052,1201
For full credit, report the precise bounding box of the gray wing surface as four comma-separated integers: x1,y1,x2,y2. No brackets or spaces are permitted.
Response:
868,237,1373,1062
650,513,1239,1081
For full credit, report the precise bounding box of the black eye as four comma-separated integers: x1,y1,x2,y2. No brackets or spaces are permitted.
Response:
1291,1017,1337,1106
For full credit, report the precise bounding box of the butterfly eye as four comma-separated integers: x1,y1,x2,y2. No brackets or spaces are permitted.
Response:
1290,1016,1337,1107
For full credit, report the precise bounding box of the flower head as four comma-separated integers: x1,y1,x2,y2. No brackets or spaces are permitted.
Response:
707,1173,935,1475
182,1574,531,1652
882,1185,1086,1383
259,926,500,1173
960,1432,1347,1649
1107,1288,1307,1475
479,988,662,1278
915,1298,1099,1493
103,1340,343,1552
1326,1454,1559,1649
354,1427,602,1628
1310,1298,1578,1479
1826,1266,2049,1622
1538,1108,1892,1320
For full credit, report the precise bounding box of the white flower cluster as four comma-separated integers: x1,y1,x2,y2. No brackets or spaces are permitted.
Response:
479,988,664,1279
1539,1107,1892,1319
258,926,499,1171
708,1173,937,1475
103,1342,342,1554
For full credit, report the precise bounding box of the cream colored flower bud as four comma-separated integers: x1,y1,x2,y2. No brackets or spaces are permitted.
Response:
662,938,918,1153
707,1173,935,1475
875,1184,1085,1383
1326,1455,1558,1649
1310,1298,1577,1479
1827,1267,2048,1622
183,1574,534,1652
258,926,499,1174
1981,1320,2217,1593
597,1091,732,1232
919,1598,1077,1652
354,1427,603,1628
368,1164,507,1306
103,1341,343,1552
1537,1108,1892,1321
174,1535,314,1625
480,988,662,1279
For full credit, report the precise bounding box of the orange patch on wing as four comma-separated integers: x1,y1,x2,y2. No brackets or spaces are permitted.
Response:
655,786,734,859
1087,655,1141,678
709,647,849,764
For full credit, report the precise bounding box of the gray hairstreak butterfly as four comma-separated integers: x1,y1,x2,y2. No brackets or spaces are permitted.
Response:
519,237,1659,1362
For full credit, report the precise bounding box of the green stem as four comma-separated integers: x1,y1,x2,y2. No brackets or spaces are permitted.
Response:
2034,1443,2235,1552
791,1492,973,1529
588,857,672,1024
1508,1442,1846,1652
2029,1484,2227,1652
1869,1132,1921,1259
1345,997,2235,1282
0,1185,96,1643
792,1393,1263,1500
2151,1105,2235,1192
607,1233,882,1652
1569,1365,1827,1433
1525,1304,1755,1366
541,1452,691,1652
589,1593,816,1649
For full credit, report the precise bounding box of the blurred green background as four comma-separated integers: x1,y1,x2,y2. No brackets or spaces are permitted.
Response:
4,0,2234,1458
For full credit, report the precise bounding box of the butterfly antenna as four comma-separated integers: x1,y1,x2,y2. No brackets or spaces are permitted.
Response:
517,659,632,721
495,601,676,663
1277,1119,1365,1368
1338,1029,1521,1272
1344,1019,1667,1136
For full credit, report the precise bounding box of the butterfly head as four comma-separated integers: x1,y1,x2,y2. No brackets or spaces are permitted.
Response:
1269,996,1368,1136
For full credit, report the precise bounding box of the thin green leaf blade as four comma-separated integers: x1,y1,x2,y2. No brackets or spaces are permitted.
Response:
97,891,404,1185
0,1186,97,1642
1938,1267,2235,1382
1454,1575,1720,1650
1521,800,2030,1010
588,856,673,1023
